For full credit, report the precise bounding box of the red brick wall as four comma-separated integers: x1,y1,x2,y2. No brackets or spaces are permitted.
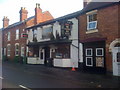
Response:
3,23,27,60
79,4,119,72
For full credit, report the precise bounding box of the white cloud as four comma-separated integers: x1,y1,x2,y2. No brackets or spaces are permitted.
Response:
0,0,83,28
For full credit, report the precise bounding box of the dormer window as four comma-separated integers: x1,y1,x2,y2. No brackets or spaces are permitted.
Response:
87,11,97,31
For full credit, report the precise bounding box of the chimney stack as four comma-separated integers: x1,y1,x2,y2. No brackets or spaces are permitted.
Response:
83,0,92,7
35,3,43,24
19,7,28,21
3,16,9,28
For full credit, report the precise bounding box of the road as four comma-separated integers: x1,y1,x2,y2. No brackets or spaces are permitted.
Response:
1,61,120,89
2,62,91,89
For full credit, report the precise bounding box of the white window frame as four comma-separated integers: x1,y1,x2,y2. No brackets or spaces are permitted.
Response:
8,32,10,41
96,48,104,56
87,21,97,30
16,29,19,40
7,44,11,56
15,43,19,56
87,11,97,31
86,57,93,67
86,48,93,56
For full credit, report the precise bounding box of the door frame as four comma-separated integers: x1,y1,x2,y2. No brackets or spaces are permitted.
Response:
112,47,120,76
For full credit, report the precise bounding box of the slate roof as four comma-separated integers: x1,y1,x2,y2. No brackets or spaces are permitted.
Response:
3,16,35,29
80,2,119,14
26,1,119,30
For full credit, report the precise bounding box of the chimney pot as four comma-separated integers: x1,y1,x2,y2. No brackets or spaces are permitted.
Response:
3,16,9,28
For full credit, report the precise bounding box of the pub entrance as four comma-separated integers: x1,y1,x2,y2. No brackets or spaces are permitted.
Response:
44,47,50,66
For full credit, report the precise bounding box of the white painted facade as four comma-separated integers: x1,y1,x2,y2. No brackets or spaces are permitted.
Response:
27,18,83,68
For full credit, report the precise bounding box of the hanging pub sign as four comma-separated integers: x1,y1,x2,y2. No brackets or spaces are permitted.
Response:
64,21,73,36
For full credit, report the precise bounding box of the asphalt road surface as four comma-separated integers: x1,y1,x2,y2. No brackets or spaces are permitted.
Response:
1,61,120,89
2,62,91,89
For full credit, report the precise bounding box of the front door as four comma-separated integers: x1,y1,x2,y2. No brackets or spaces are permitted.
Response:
44,47,50,65
112,47,120,76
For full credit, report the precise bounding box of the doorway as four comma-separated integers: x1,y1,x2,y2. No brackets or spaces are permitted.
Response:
44,47,50,66
112,47,120,76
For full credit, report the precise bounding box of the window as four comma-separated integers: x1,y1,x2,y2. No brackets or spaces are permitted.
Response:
4,48,6,56
86,48,93,67
87,13,97,30
96,48,104,56
86,48,92,56
33,30,37,42
7,44,11,56
42,26,52,39
15,44,19,56
8,32,10,41
16,29,19,40
86,57,93,66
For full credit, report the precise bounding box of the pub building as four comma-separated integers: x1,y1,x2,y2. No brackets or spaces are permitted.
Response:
26,12,83,68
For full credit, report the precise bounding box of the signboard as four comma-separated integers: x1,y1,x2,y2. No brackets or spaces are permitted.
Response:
64,21,72,36
61,21,73,38
96,57,104,67
21,33,28,38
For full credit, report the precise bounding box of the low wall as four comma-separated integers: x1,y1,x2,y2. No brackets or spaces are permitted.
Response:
27,57,44,64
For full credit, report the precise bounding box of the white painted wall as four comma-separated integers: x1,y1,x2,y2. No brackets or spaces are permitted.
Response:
79,43,83,63
53,21,61,38
54,58,71,67
28,29,33,42
27,57,44,64
71,40,78,68
69,18,78,40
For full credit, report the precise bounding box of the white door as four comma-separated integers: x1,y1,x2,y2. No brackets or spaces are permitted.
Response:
112,47,120,76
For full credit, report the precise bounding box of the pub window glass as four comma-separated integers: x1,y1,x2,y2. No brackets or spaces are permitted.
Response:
96,48,103,56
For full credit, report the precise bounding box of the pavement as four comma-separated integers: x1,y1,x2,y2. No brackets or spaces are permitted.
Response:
2,61,120,88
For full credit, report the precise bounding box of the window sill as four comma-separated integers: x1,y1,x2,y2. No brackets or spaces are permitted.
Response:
86,29,98,34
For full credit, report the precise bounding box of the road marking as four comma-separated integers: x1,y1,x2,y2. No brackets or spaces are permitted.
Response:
0,76,3,79
19,85,31,90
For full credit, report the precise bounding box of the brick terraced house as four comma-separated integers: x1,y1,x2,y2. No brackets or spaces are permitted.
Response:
78,1,120,76
2,3,53,62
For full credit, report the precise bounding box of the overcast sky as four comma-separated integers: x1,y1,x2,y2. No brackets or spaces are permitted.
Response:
0,0,83,28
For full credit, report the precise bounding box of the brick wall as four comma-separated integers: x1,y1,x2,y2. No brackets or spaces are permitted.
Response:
3,23,27,60
78,4,119,72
